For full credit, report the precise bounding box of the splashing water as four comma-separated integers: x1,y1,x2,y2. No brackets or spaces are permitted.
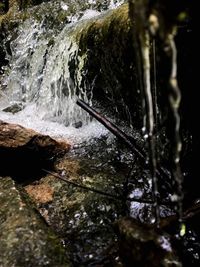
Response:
0,103,109,143
0,1,125,142
0,17,107,142
2,19,92,127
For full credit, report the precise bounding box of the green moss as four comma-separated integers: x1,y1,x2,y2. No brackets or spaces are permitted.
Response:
0,2,5,9
0,177,72,267
65,4,142,125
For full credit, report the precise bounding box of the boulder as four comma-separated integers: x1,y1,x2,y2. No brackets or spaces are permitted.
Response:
115,217,182,267
24,140,127,266
0,176,71,267
0,120,70,182
2,102,24,114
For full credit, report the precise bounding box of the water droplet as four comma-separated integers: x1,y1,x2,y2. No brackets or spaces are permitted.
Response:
180,223,186,237
61,170,66,176
170,194,179,202
149,216,156,224
142,127,146,133
175,157,180,163
193,253,200,260
195,199,200,204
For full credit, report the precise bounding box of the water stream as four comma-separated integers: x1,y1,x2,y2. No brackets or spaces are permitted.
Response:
0,1,195,265
168,34,184,232
0,0,185,227
0,0,124,143
139,30,160,225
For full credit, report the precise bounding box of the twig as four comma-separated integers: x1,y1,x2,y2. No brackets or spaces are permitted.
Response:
43,169,120,200
42,168,170,205
77,99,145,159
77,99,169,180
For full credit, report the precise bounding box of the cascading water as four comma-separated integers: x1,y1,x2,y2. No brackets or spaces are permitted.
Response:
0,1,195,266
2,19,92,126
0,0,124,141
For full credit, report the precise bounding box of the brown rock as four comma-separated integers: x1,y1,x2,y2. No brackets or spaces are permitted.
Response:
0,120,70,150
25,183,54,203
0,176,71,267
0,120,70,182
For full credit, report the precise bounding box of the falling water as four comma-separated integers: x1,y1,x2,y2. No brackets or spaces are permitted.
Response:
127,0,160,224
140,30,159,225
0,0,184,220
0,0,125,136
2,18,92,127
168,33,184,233
152,39,158,131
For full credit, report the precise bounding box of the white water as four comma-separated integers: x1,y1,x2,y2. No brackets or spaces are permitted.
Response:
168,35,184,229
1,18,92,126
0,103,108,144
0,1,124,143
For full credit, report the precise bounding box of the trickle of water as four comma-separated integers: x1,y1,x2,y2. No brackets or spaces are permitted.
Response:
168,33,184,232
140,30,159,225
127,0,160,225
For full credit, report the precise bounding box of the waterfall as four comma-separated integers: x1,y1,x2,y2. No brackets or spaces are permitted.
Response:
0,0,124,130
2,18,92,127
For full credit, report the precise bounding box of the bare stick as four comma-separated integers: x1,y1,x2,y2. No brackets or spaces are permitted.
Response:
42,168,168,205
77,99,168,180
77,99,145,159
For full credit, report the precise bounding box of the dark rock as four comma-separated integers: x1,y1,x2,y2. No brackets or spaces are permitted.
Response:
2,102,24,114
72,121,82,128
24,143,127,266
0,176,71,267
0,120,70,183
115,217,182,267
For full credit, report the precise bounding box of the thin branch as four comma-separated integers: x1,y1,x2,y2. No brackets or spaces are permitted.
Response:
77,99,169,180
43,169,121,200
77,99,145,160
42,168,169,205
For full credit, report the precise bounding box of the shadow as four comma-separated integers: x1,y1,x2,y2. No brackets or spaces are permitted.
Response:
0,145,55,185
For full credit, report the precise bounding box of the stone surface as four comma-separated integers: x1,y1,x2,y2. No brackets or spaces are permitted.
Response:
24,138,128,266
2,102,24,114
0,176,71,267
0,120,70,182
25,183,54,204
115,217,182,267
0,120,70,149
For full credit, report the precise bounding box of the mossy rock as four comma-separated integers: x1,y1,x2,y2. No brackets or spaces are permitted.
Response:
24,139,127,265
0,176,71,267
115,217,182,267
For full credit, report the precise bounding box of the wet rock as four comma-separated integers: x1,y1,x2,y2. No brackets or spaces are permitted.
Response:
25,183,54,204
24,140,127,266
2,102,24,114
0,176,71,267
115,217,182,267
72,121,82,128
0,120,70,182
